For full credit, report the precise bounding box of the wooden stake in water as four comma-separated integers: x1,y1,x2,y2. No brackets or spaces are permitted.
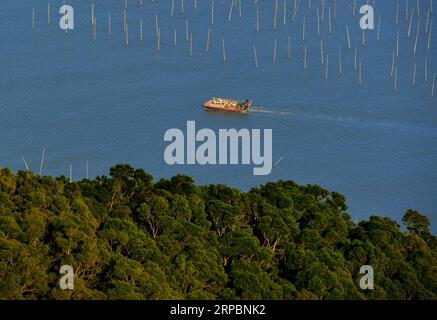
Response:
325,54,329,79
69,164,72,183
108,13,112,35
171,0,175,17
302,16,306,41
125,23,129,46
304,46,308,70
253,45,259,68
140,18,143,41
427,20,432,50
174,29,177,47
328,8,332,34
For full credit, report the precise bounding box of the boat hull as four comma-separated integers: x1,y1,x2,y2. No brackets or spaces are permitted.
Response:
203,99,252,113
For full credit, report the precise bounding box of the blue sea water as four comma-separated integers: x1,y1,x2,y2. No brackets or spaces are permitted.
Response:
1,1,436,232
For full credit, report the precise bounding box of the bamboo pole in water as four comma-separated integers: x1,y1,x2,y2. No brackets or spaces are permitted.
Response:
273,37,277,63
108,13,112,35
359,61,362,86
346,25,351,49
32,8,35,33
157,27,160,52
354,47,357,71
253,45,259,68
316,8,320,35
256,7,260,32
304,46,308,70
274,0,278,31
325,54,329,80
174,29,177,47
140,18,143,41
22,158,30,172
186,19,189,42
412,62,417,86
288,35,291,62
432,73,436,96
425,57,429,82
125,23,129,46
206,27,210,52
171,0,175,17
211,0,214,25
427,20,432,50
408,8,414,38
284,0,287,25
39,147,45,176
228,0,234,22
391,52,395,76
320,40,324,65
413,17,420,55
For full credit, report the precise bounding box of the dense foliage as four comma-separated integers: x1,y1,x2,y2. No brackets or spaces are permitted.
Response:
0,165,436,300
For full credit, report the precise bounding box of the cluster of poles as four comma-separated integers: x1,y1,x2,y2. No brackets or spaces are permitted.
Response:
22,147,89,183
31,0,436,95
389,0,435,96
27,0,436,179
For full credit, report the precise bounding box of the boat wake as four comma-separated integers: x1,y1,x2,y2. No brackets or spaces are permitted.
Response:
251,107,293,116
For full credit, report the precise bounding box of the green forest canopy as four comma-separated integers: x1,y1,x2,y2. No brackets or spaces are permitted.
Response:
0,165,436,300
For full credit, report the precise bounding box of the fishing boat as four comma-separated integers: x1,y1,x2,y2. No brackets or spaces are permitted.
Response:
203,97,252,113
